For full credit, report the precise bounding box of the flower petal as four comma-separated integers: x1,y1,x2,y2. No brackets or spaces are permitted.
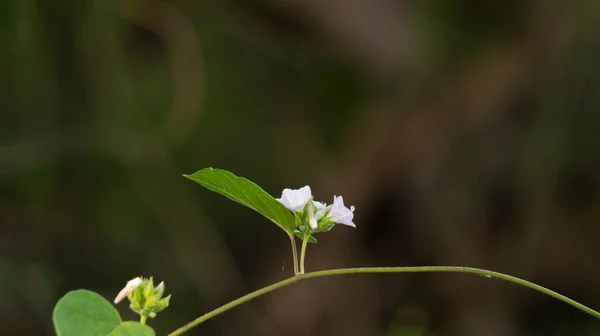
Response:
314,204,330,221
276,186,312,212
314,201,326,210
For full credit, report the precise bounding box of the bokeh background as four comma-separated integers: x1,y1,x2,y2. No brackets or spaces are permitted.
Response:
2,0,600,335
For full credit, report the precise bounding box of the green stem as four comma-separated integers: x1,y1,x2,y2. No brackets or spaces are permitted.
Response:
299,234,309,274
168,266,600,336
288,233,299,275
140,315,147,325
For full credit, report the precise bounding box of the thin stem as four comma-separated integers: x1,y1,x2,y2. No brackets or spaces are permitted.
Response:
168,266,600,336
140,315,147,325
299,234,309,274
288,233,299,275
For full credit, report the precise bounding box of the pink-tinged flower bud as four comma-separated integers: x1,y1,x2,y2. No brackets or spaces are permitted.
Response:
308,202,318,230
114,277,142,304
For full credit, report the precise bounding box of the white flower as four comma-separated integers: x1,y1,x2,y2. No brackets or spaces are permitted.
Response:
114,277,142,304
276,186,313,212
328,196,356,227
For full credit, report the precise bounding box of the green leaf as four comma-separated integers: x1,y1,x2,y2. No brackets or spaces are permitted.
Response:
53,289,121,336
108,322,155,336
294,231,317,243
184,168,295,232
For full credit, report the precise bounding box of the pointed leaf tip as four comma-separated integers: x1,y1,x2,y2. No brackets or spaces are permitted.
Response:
185,168,295,233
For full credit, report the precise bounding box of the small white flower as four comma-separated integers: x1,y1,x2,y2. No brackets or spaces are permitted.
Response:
114,277,142,304
276,186,313,212
328,196,356,227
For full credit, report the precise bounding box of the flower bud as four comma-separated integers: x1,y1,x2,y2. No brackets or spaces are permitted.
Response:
308,202,318,230
114,277,142,304
114,276,171,320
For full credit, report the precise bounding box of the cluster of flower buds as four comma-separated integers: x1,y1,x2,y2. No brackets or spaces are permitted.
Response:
276,186,355,235
114,276,171,319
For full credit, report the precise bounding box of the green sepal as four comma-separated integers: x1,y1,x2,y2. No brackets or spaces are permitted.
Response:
145,294,158,310
317,217,335,233
143,277,154,298
153,282,165,299
130,302,139,313
294,214,304,229
129,287,142,311
154,295,171,312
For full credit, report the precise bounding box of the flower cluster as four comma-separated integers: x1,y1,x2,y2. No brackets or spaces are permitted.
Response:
276,186,355,235
114,276,171,319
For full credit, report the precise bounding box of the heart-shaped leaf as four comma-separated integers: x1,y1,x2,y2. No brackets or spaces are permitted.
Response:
184,168,295,233
108,322,155,336
53,289,121,336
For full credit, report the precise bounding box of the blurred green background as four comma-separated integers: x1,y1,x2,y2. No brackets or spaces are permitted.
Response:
2,0,600,335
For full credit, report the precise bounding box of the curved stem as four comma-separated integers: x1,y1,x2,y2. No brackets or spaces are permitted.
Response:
299,234,309,274
168,266,600,336
140,315,147,325
288,234,299,275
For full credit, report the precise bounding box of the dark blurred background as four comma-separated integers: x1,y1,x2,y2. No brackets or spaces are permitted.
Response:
2,0,600,335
